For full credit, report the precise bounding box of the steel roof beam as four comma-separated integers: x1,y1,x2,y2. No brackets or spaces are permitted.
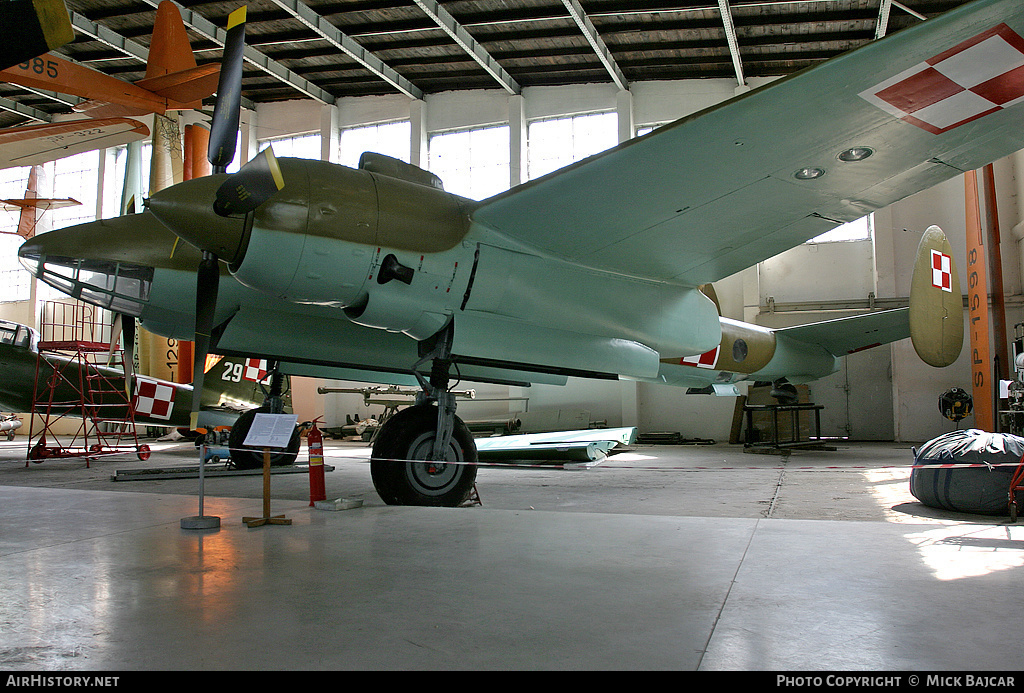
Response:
561,0,628,91
717,0,745,87
874,0,893,39
267,0,422,99
0,97,51,123
412,0,520,95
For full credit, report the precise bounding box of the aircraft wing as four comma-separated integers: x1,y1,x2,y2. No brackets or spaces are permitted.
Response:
0,118,150,169
0,197,79,212
471,0,1024,286
775,308,910,358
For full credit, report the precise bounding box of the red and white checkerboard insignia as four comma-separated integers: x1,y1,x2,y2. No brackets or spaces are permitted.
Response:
681,345,720,369
931,249,953,292
860,24,1024,134
133,376,176,420
242,358,269,383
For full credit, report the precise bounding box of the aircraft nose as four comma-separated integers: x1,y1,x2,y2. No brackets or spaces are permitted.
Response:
17,225,156,317
147,176,249,266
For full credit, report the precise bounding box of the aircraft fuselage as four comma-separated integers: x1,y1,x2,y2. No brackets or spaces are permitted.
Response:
21,157,845,391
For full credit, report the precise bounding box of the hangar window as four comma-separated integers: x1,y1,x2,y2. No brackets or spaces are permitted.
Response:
50,151,98,230
260,133,321,161
0,165,31,236
0,235,30,302
807,214,872,243
0,166,32,301
636,124,668,137
428,125,510,200
527,111,617,180
340,121,410,168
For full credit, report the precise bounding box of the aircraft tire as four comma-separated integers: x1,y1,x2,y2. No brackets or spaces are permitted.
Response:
370,403,477,507
228,406,301,470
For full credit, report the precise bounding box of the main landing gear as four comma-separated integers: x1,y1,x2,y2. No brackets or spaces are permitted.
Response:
370,322,478,507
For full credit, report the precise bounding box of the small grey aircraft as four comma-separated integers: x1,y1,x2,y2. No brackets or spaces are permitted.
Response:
17,0,1019,506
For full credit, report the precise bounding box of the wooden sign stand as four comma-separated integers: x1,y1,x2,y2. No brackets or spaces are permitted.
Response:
243,447,292,528
240,413,298,528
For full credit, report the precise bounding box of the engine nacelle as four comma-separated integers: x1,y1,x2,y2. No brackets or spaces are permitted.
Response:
228,159,475,339
344,249,473,340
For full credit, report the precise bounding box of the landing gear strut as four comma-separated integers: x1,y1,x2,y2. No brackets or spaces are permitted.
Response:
370,322,478,507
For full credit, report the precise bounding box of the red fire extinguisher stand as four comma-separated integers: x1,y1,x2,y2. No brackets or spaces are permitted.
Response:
308,418,326,506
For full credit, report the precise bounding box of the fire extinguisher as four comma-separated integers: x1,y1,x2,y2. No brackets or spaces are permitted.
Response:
308,417,326,506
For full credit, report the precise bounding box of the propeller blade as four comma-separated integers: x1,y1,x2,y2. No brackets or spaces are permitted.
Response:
121,314,137,399
207,5,246,172
108,313,121,365
189,253,220,428
213,146,284,216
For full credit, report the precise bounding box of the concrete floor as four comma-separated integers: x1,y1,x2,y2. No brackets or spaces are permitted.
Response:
1,435,1022,671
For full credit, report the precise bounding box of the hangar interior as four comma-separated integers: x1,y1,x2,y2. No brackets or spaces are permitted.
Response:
5,0,1024,673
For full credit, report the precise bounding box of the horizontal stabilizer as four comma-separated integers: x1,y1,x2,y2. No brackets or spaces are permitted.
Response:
135,63,220,106
775,308,910,358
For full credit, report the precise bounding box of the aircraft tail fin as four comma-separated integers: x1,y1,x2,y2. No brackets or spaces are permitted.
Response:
198,356,289,412
133,0,218,111
698,283,721,315
771,225,963,368
146,0,197,79
908,225,964,368
16,165,40,239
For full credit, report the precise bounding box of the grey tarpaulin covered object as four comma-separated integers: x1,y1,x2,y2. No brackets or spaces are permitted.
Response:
910,429,1023,515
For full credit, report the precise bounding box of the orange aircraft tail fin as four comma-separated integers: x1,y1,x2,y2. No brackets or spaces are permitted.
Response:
138,0,219,111
146,0,197,79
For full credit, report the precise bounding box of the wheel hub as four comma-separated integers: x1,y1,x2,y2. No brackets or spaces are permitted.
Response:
406,432,463,496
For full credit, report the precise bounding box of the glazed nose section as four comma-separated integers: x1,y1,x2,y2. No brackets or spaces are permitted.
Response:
147,176,249,265
18,236,154,317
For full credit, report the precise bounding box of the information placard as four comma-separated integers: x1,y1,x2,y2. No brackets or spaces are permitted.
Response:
243,413,297,449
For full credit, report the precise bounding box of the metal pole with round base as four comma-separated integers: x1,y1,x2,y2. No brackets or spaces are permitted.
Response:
181,442,221,530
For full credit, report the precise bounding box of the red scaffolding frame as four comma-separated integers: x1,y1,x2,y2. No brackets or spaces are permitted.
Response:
27,302,150,467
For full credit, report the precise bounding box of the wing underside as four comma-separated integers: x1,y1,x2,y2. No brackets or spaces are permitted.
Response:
471,0,1024,286
0,118,150,169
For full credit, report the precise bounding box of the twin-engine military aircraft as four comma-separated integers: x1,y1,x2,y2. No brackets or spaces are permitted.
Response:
17,0,1020,506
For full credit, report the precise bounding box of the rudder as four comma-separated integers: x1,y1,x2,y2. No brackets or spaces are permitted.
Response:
909,225,963,368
